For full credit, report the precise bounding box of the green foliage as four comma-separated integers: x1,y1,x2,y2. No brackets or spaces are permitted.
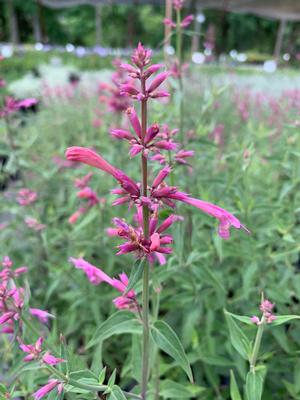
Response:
1,61,300,399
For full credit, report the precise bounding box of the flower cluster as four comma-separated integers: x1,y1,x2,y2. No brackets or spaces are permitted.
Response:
251,299,276,325
0,256,52,335
17,188,38,206
68,172,104,224
0,96,38,118
18,336,64,365
163,0,194,29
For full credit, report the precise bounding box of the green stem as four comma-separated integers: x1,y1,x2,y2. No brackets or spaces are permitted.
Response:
141,76,150,400
249,317,265,370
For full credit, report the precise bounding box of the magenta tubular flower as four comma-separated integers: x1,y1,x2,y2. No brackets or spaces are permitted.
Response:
34,380,63,400
17,189,37,206
172,195,249,239
111,128,135,141
181,15,194,28
66,147,119,178
69,257,137,310
0,311,15,325
69,257,113,285
17,98,38,108
68,207,86,224
42,351,65,365
173,0,184,10
147,72,169,94
126,107,142,138
152,166,172,188
30,308,53,324
175,150,194,165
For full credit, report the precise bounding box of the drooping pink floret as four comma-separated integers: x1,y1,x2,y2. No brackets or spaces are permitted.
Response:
74,172,93,189
17,189,37,206
25,217,46,232
33,380,63,400
2,256,13,268
69,257,137,310
42,351,65,365
29,308,54,324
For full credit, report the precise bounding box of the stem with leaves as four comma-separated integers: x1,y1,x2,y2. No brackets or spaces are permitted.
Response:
141,76,150,400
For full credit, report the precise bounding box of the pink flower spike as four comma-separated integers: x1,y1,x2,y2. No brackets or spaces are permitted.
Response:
29,308,54,324
34,380,61,400
147,72,169,94
69,257,113,286
126,107,142,138
152,166,172,188
42,352,65,365
181,14,194,28
65,147,119,178
68,207,86,224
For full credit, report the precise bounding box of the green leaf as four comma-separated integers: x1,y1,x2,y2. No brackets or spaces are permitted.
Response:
245,366,266,400
224,310,251,360
271,315,300,326
98,366,107,384
108,385,127,400
160,380,206,398
87,311,142,348
151,320,194,382
225,311,253,326
125,258,145,294
108,369,117,388
230,370,242,400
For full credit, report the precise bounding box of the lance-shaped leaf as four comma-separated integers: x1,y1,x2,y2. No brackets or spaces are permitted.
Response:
125,258,145,294
230,370,242,400
151,320,194,382
271,315,300,326
87,311,142,348
224,310,251,360
245,366,266,400
108,385,127,400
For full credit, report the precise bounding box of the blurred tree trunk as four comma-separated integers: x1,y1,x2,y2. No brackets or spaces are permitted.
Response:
95,4,102,46
274,19,287,61
191,2,202,54
127,2,138,47
33,0,42,42
7,0,19,45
